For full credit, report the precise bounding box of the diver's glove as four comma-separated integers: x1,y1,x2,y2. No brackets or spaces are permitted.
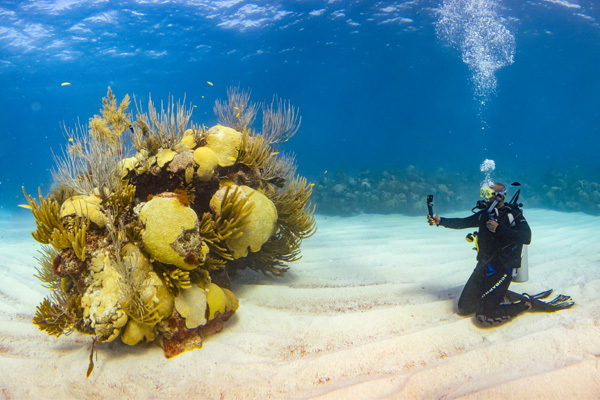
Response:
523,292,574,312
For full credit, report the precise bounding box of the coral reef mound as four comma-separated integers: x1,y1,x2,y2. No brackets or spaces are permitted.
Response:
24,87,316,372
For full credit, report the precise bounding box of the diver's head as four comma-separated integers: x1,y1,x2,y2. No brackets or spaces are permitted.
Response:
480,182,506,208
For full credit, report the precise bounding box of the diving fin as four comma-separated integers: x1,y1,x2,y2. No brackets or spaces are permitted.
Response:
530,289,553,300
504,289,553,303
523,292,574,312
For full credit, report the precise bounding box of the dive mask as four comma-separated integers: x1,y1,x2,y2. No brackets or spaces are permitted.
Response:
480,185,498,201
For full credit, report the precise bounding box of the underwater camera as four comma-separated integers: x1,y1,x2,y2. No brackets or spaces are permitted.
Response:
427,194,434,216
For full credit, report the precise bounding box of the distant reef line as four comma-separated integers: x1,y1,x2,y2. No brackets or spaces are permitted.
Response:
308,166,600,216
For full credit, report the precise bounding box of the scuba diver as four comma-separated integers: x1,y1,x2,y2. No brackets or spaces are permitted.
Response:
427,182,574,326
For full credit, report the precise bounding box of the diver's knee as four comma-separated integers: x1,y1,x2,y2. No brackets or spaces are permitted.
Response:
457,291,479,316
457,303,475,316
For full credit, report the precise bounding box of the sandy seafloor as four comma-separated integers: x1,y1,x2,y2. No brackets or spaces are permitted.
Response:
0,209,599,399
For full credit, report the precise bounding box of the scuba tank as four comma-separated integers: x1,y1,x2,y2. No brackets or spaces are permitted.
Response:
513,245,529,282
507,187,528,283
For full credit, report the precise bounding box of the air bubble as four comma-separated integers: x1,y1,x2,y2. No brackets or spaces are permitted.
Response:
480,158,496,187
436,0,515,105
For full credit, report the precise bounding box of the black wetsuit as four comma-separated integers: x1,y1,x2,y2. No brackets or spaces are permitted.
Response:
439,204,532,326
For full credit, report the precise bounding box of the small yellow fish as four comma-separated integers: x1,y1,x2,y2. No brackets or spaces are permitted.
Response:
207,81,213,86
17,204,32,209
270,152,280,156
193,105,197,108
236,112,240,118
61,82,71,86
324,170,328,174
202,95,205,98
68,137,74,142
309,183,315,187
233,106,239,110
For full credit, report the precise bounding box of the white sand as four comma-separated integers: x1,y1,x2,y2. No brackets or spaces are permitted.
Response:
1,209,599,399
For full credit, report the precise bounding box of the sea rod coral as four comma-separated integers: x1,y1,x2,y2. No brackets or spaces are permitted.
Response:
24,86,316,375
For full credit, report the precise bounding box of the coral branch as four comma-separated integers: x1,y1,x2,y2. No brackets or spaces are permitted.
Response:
214,186,255,242
134,94,193,150
23,187,65,244
34,246,62,290
213,85,259,132
47,216,89,260
273,176,317,240
89,87,131,145
33,293,80,337
52,122,124,199
261,96,301,146
237,130,272,170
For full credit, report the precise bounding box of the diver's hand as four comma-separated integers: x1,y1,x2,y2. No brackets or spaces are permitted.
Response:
427,214,440,226
486,219,498,233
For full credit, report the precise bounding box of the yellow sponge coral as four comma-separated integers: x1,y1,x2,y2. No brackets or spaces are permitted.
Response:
193,147,219,181
80,250,129,342
181,128,197,149
156,148,177,168
206,282,239,319
120,244,174,320
174,284,207,329
121,319,155,345
139,194,208,270
118,244,173,346
119,156,140,178
211,184,278,258
205,125,242,167
223,287,239,312
60,195,106,228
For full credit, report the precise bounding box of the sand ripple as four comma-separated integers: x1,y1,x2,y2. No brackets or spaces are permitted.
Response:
0,210,599,398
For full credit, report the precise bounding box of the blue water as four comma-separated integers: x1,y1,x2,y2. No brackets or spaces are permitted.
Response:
1,0,599,211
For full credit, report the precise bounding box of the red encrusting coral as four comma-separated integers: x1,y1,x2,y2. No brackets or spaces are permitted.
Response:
52,254,63,276
161,310,235,359
173,189,190,207
56,249,90,290
183,252,198,265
